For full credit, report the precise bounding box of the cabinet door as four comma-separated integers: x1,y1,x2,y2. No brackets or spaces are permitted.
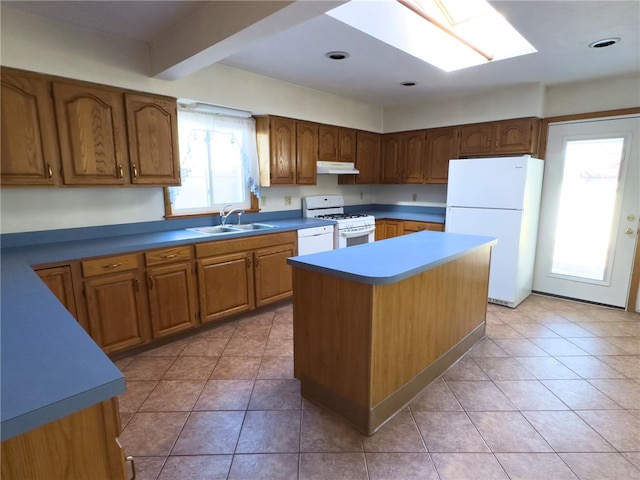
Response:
295,120,318,184
254,243,295,307
403,130,426,184
269,117,296,184
147,262,197,338
495,118,540,154
375,220,386,241
53,81,129,185
36,266,78,319
1,68,60,186
338,128,357,163
125,93,180,185
340,130,381,185
198,252,254,323
403,220,444,233
84,272,147,354
426,126,458,183
318,124,339,161
385,220,404,238
458,123,493,156
380,133,403,183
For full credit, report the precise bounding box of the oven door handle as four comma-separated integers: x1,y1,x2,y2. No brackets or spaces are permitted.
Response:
340,226,376,238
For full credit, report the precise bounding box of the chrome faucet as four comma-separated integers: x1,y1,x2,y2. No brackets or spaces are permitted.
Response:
220,204,244,225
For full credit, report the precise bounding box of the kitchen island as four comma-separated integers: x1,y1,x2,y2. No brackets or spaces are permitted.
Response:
287,230,496,435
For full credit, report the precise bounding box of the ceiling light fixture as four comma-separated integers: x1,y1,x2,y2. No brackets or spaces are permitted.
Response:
589,38,620,49
326,51,350,60
401,81,417,86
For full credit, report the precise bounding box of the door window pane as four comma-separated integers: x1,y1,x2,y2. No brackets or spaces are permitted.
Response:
551,137,625,281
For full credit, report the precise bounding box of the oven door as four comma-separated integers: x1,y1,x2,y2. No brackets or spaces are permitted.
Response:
336,225,376,248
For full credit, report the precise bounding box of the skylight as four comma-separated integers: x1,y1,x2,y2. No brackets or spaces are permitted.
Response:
326,0,537,72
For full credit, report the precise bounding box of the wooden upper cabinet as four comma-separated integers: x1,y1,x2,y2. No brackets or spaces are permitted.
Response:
53,81,130,185
458,118,541,156
318,124,356,163
256,116,296,185
380,133,403,183
125,93,180,185
338,128,356,163
350,130,381,184
1,68,60,186
403,130,426,184
295,120,318,185
426,126,459,184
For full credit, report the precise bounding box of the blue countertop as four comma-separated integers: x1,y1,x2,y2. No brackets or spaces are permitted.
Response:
0,216,332,441
287,230,496,285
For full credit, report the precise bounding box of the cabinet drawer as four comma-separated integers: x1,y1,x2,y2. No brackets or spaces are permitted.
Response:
403,220,444,232
145,246,192,266
82,253,139,277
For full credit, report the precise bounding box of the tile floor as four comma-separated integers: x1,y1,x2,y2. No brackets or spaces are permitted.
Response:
115,295,640,480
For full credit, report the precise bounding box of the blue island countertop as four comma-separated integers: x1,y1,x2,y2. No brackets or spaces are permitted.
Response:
0,216,332,441
288,230,496,285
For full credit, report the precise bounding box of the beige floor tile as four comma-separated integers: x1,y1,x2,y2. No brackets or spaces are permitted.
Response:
366,452,439,480
194,379,254,410
257,355,294,379
128,456,166,480
493,338,550,357
157,455,232,480
531,337,590,356
122,356,176,381
521,411,614,452
192,322,237,339
138,339,189,357
223,335,268,356
139,380,205,412
494,380,569,410
565,337,629,356
248,379,301,410
236,410,301,453
605,336,640,355
474,357,536,381
118,380,157,413
560,453,640,480
263,336,294,356
209,356,261,380
588,378,640,409
443,357,490,381
182,336,230,356
624,452,640,470
597,355,640,378
363,411,426,453
431,453,509,480
300,405,364,452
172,411,245,455
514,356,581,380
495,453,578,480
119,412,189,456
163,355,218,380
468,411,553,453
576,410,640,452
558,355,628,379
544,322,596,338
228,453,299,480
409,378,464,412
509,323,561,338
269,322,294,339
468,338,510,357
414,411,490,453
446,381,516,411
541,379,623,410
299,453,368,480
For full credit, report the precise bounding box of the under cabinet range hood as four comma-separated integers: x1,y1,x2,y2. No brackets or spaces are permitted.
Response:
316,161,360,175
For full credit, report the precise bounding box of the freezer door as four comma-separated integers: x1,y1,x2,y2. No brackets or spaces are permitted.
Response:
446,207,524,305
447,157,530,209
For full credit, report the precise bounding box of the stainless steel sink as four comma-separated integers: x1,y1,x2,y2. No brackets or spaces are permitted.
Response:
188,223,277,236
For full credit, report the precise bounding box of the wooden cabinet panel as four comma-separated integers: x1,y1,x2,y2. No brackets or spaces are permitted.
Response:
494,117,540,154
375,220,404,240
426,126,458,184
338,128,356,163
1,399,126,480
84,271,148,354
403,130,426,184
254,243,295,307
36,265,78,319
295,120,318,184
257,116,295,185
82,253,139,277
458,123,493,156
1,68,60,186
125,93,180,185
144,246,191,267
318,125,356,163
380,133,403,183
403,220,444,233
53,81,129,185
147,262,197,338
198,252,254,323
342,130,381,184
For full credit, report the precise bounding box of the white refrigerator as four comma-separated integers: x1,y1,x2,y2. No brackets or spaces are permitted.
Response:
445,155,544,308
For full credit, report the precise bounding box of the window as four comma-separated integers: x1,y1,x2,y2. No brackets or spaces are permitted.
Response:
166,105,260,216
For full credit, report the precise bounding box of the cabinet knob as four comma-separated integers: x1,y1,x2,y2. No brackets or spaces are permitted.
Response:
148,275,154,289
245,257,251,268
47,163,53,181
118,164,124,179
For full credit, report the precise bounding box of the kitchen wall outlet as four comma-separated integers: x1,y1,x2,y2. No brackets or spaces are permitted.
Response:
284,196,292,206
412,193,418,201
261,196,267,206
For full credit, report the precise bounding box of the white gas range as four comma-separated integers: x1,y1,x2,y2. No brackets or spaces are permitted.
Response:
302,195,376,249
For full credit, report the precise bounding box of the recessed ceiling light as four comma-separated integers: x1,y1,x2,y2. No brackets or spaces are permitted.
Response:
589,37,621,48
401,81,417,86
325,51,350,60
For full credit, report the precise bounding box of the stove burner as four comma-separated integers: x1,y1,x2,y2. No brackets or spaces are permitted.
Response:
316,213,369,220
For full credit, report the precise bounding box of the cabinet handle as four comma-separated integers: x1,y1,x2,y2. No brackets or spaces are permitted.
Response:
47,163,53,181
126,455,136,480
132,163,138,180
160,253,177,259
134,277,140,292
103,263,122,269
148,275,154,290
254,257,259,268
118,164,124,179
245,256,251,268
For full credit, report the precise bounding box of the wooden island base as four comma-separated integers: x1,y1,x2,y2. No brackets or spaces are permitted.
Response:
292,244,492,435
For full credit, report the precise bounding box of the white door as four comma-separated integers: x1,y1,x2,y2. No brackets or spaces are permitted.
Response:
533,116,639,308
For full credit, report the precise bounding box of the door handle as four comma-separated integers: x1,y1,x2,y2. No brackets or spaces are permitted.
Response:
624,227,634,235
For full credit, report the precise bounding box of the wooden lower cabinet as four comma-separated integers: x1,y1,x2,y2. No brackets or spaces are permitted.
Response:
254,243,295,307
403,220,445,233
36,265,78,319
198,251,255,323
1,398,127,480
375,220,404,240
